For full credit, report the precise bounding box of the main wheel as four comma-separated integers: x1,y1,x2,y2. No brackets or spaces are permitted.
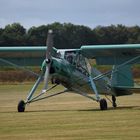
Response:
17,100,25,112
100,98,108,110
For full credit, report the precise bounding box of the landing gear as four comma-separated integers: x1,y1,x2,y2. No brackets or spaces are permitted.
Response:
99,98,108,110
51,77,60,84
17,100,26,112
112,95,117,108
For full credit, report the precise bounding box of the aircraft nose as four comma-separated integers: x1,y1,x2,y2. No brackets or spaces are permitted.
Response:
50,62,55,74
50,58,61,74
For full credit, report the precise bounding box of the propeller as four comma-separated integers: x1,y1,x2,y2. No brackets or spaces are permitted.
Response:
43,30,53,92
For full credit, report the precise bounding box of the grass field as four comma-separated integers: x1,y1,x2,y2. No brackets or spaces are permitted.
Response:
0,83,140,140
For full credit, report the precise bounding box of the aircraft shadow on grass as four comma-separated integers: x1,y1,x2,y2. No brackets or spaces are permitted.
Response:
0,105,140,114
23,105,140,113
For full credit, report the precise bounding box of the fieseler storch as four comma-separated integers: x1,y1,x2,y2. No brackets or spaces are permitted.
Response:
0,30,140,112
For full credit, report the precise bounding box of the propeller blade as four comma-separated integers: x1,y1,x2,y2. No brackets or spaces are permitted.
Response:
46,29,53,61
43,30,53,91
43,65,50,90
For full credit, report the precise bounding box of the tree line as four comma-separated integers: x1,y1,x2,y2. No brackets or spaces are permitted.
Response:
0,22,140,49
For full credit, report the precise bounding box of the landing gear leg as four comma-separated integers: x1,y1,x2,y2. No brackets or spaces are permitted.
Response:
112,95,117,108
17,73,43,112
88,76,108,110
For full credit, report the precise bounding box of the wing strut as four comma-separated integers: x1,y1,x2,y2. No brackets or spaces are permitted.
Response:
85,58,100,101
89,76,100,101
0,58,39,77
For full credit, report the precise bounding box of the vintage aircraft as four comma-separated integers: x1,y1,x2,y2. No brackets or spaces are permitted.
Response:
0,30,140,112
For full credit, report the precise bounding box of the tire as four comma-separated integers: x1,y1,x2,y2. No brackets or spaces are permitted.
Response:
17,100,25,112
100,98,108,110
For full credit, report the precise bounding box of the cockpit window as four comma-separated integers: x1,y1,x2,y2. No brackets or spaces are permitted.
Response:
66,55,74,64
64,51,76,65
64,51,89,75
75,54,89,75
56,51,61,58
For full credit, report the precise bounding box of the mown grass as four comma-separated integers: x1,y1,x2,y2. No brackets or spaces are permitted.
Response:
0,83,140,140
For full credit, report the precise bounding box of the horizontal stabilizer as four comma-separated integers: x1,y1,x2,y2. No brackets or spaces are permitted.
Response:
113,86,140,95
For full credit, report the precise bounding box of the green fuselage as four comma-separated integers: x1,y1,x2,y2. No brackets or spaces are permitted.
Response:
50,57,109,95
50,56,133,96
50,57,92,94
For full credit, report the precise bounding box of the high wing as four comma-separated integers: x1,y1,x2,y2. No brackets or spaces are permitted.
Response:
80,44,140,65
80,44,140,94
0,46,47,66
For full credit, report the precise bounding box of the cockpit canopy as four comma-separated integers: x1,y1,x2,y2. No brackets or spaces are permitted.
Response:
64,50,90,75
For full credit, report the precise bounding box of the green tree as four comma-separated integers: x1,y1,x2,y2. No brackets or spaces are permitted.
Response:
127,26,140,43
1,23,26,46
0,22,140,47
27,25,49,46
94,24,129,44
0,28,4,45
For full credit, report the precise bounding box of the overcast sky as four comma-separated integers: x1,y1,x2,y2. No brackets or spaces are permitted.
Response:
0,0,140,29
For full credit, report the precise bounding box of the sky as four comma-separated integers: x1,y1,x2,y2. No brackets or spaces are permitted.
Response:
0,0,140,29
